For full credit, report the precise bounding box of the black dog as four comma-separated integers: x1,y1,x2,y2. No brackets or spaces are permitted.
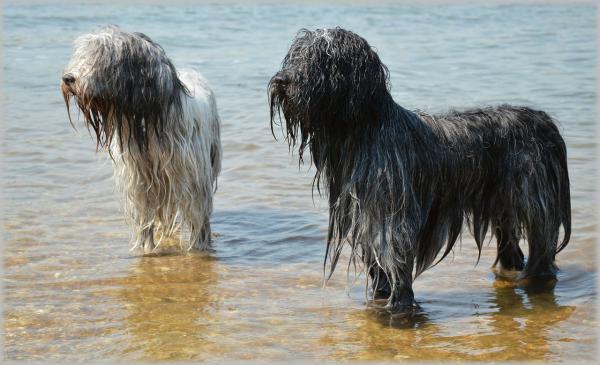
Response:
269,28,571,313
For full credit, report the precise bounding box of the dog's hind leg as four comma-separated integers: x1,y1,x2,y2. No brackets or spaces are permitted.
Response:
190,216,211,251
519,177,561,281
521,219,559,281
493,217,525,271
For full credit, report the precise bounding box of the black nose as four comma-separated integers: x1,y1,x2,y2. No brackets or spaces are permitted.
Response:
62,74,75,84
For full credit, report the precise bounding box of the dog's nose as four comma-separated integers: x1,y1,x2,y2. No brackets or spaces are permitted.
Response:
62,74,75,84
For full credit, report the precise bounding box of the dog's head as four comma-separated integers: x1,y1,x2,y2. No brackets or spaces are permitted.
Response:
269,28,390,161
61,25,187,152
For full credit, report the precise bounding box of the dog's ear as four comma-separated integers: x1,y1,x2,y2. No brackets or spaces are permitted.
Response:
269,71,290,99
268,70,291,134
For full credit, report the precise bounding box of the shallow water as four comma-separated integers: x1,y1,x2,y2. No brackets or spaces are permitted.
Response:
2,2,597,362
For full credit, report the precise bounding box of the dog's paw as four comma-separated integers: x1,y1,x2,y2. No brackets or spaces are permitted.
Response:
517,272,558,287
372,288,392,300
367,299,427,328
385,299,421,315
519,261,559,282
492,266,521,281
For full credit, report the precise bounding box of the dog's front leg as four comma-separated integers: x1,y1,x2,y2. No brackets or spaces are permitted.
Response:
369,264,392,299
140,225,155,254
385,251,419,314
363,247,391,299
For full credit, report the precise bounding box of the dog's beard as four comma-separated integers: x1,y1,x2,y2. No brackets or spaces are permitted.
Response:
62,86,114,152
62,26,189,155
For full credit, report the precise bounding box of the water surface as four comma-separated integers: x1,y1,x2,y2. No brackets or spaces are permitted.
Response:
2,3,597,361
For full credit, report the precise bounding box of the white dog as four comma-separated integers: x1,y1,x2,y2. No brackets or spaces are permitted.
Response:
61,26,221,253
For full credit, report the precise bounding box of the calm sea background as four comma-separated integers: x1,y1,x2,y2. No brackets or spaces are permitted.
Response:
2,2,597,361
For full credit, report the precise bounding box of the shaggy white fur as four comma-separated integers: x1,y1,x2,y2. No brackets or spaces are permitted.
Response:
113,69,221,252
62,26,221,253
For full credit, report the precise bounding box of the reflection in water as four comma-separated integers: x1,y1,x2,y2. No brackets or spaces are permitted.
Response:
2,2,596,361
481,280,576,360
113,253,222,360
338,279,576,361
366,299,430,329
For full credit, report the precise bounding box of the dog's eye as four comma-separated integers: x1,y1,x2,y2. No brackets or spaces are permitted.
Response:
62,74,76,84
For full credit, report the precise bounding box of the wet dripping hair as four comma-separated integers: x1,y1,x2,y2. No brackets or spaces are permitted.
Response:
62,25,188,153
270,27,571,312
61,26,222,254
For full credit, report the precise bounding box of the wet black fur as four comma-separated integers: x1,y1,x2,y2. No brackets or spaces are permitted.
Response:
269,28,571,312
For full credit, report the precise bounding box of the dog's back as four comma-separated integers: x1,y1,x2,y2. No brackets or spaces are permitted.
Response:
415,105,571,278
178,68,222,184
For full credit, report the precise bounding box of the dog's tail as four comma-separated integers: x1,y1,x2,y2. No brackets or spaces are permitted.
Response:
520,109,571,272
553,125,571,254
522,111,571,278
